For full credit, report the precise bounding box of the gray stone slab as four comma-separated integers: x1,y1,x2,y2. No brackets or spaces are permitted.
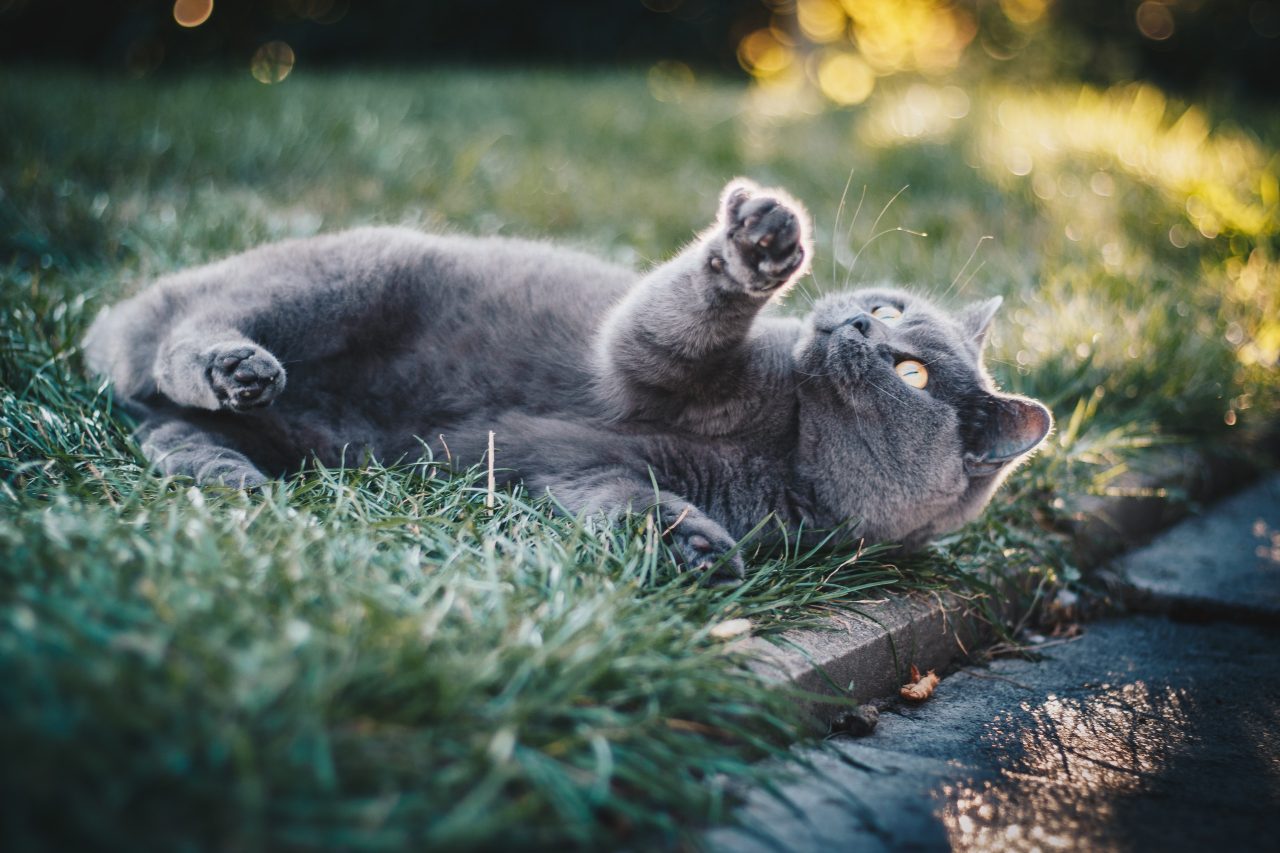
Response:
711,616,1280,852
1117,475,1280,621
744,590,993,727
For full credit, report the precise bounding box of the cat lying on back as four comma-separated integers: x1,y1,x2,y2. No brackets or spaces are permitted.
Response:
85,179,1051,579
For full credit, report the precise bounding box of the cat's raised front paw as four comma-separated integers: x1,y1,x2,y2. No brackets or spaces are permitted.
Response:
713,180,811,295
205,344,285,412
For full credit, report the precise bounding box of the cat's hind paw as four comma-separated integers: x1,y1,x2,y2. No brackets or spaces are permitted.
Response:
206,344,285,412
714,180,811,295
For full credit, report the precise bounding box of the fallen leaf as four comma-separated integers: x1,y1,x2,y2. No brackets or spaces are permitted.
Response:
708,618,752,640
900,665,940,702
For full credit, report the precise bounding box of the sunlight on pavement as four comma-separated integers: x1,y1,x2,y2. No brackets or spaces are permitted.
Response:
940,682,1192,852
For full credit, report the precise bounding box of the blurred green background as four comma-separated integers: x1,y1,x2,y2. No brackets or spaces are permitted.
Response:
2,1,1278,850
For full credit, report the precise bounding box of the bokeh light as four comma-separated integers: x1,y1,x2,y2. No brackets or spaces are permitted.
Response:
816,50,875,105
842,0,976,75
741,0,988,106
737,28,794,79
860,83,970,145
172,0,213,29
999,0,1050,27
647,60,696,103
1136,1,1176,41
797,0,847,43
250,41,295,84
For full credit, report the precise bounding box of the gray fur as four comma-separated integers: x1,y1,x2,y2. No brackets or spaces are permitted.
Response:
85,180,1051,578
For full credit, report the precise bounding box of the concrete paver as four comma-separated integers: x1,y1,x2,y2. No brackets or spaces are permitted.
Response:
1118,475,1280,621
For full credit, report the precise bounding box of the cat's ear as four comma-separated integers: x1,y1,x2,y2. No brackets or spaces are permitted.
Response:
964,394,1052,476
719,178,761,224
958,296,1003,349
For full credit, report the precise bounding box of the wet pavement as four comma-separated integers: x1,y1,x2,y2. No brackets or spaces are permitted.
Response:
711,476,1280,852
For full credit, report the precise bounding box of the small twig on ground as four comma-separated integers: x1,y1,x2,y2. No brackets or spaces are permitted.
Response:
485,430,495,511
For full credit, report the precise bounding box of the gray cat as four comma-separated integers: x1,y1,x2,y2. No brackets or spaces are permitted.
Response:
85,179,1051,579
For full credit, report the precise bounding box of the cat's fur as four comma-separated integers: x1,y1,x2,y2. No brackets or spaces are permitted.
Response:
85,180,1051,578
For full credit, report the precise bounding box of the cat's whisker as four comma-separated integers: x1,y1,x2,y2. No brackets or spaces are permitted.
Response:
844,184,868,247
843,184,915,290
942,234,993,302
840,185,869,289
830,166,857,292
845,227,928,289
868,184,910,236
862,375,908,406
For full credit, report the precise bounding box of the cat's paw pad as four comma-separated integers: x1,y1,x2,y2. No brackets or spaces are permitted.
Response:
671,525,746,586
195,457,271,489
205,345,285,411
716,181,810,293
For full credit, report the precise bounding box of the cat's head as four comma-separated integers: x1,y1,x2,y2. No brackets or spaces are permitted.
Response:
792,286,1051,547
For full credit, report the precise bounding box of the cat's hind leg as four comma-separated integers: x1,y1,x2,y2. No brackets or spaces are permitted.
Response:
153,318,286,412
135,413,271,488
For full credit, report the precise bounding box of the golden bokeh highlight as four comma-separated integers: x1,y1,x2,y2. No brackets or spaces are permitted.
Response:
742,0,1002,105
841,0,977,75
173,0,213,28
860,83,970,145
797,0,847,43
999,0,1050,26
250,41,296,84
737,28,795,79
979,82,1276,238
816,50,875,105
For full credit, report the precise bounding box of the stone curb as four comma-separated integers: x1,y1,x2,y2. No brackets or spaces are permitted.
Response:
749,448,1251,727
1112,474,1280,624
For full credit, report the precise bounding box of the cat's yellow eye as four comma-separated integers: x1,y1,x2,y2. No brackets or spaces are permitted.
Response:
894,359,928,389
871,305,903,325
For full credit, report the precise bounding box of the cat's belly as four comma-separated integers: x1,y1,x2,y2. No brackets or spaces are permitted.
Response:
239,356,605,472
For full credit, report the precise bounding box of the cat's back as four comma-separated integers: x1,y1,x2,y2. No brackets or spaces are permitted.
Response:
121,225,635,329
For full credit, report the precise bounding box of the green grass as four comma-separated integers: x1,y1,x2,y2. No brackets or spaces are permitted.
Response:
1,65,1277,849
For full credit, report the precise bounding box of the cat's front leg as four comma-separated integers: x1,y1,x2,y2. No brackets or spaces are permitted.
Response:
596,179,811,417
537,473,745,583
136,415,270,488
154,320,286,412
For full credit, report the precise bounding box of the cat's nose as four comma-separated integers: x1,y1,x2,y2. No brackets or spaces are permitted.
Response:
847,313,873,336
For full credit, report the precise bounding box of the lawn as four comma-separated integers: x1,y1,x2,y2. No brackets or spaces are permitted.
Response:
1,63,1277,849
